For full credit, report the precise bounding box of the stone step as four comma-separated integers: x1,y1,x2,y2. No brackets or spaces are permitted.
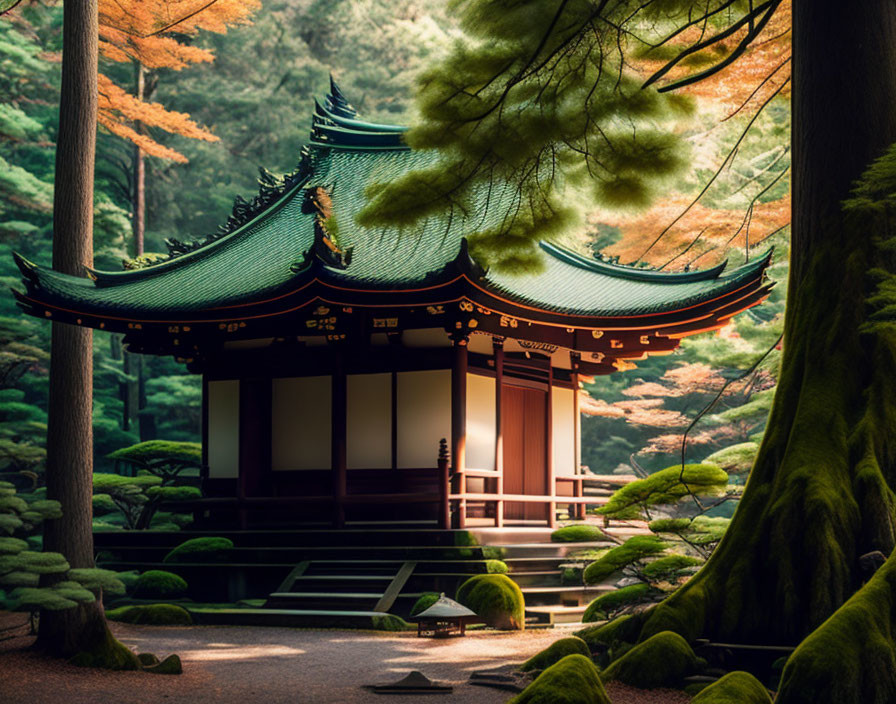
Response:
525,604,589,625
188,607,407,629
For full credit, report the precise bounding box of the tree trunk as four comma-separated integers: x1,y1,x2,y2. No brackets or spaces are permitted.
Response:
609,3,896,700
35,0,134,666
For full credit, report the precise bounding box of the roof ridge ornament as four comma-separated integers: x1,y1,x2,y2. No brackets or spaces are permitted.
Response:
161,147,315,262
326,74,357,118
291,186,352,272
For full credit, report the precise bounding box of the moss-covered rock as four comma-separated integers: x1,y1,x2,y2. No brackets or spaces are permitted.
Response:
137,652,160,666
520,636,591,672
511,654,610,704
132,570,188,599
582,583,652,622
690,671,773,703
602,630,698,688
163,537,232,564
456,574,525,630
486,559,509,574
105,604,193,625
551,525,606,543
370,613,412,631
410,592,440,617
144,653,183,675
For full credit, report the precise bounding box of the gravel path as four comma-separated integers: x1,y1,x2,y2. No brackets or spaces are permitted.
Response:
0,614,690,704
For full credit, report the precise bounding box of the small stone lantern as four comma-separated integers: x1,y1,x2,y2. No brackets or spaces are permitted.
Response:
414,593,479,638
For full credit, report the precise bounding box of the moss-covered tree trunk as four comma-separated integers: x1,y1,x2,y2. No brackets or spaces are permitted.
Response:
619,4,896,698
35,0,112,659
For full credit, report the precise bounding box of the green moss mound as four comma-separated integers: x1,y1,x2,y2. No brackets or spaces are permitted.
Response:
691,671,772,703
410,592,440,617
106,604,193,626
520,636,591,672
602,630,698,688
583,584,651,622
132,570,188,599
456,574,525,630
163,537,233,564
370,614,412,631
486,559,509,574
551,525,606,543
511,654,610,704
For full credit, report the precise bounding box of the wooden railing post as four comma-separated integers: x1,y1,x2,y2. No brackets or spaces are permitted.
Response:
493,337,504,528
438,438,450,529
332,351,347,528
450,333,468,529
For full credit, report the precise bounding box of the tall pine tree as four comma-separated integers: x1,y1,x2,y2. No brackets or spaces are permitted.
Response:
360,2,896,699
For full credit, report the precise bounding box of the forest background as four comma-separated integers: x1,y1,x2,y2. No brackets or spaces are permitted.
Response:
0,0,789,517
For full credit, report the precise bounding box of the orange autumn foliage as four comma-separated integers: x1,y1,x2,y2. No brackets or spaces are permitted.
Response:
97,0,260,162
597,2,792,268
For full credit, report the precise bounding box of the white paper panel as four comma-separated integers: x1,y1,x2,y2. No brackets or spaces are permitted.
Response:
271,376,332,470
347,373,392,469
207,380,240,479
552,386,577,476
397,369,451,469
466,373,496,471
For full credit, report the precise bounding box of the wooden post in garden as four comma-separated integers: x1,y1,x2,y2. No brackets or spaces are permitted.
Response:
438,439,450,529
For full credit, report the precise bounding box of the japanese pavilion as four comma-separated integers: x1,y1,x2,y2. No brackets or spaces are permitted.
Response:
14,81,773,530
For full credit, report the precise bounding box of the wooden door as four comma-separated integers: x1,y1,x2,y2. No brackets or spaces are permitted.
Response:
502,383,548,521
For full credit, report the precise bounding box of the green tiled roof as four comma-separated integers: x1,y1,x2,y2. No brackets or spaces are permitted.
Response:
14,83,772,325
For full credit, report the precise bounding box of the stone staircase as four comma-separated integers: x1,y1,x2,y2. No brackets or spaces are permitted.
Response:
469,528,620,625
95,523,634,628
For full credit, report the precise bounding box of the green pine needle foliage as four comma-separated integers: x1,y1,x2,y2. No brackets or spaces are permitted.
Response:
67,568,127,596
107,440,201,470
583,535,667,583
641,554,702,580
357,0,694,271
702,442,760,473
598,464,729,517
583,583,653,622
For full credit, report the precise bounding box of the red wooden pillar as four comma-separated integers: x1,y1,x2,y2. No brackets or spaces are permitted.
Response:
438,438,450,529
493,337,505,527
570,352,583,519
238,377,270,529
332,351,347,528
545,360,556,528
451,335,468,529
